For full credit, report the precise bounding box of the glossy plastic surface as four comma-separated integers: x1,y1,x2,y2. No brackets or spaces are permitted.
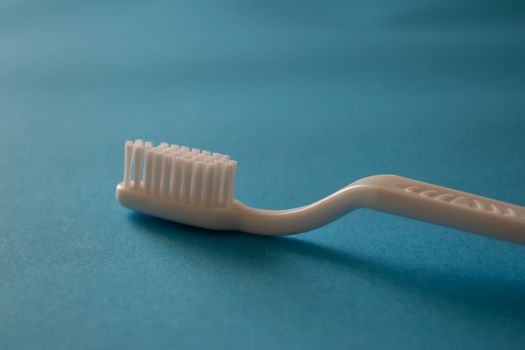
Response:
117,173,525,244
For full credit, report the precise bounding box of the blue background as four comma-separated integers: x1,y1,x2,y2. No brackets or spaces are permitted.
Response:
1,0,525,349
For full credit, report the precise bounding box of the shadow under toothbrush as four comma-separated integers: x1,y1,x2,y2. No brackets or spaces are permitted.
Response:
128,212,525,324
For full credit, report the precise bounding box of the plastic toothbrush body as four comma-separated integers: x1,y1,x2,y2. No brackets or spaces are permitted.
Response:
116,140,525,245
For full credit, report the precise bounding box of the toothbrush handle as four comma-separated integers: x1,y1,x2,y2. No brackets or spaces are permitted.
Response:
357,175,525,244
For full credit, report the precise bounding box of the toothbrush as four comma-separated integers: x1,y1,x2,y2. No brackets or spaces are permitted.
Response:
116,140,525,245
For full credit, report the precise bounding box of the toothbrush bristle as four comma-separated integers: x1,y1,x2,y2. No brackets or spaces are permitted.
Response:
122,140,237,207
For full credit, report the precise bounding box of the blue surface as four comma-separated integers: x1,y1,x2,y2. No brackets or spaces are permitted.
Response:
2,1,525,349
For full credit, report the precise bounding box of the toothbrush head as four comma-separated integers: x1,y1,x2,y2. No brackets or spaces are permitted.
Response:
116,140,241,230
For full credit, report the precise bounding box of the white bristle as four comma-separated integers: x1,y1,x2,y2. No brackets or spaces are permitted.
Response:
133,140,144,189
211,160,222,206
222,161,234,205
124,141,133,188
180,158,193,203
216,160,227,206
123,140,237,207
143,144,153,193
201,163,214,206
190,161,205,204
224,160,237,206
152,150,163,196
160,151,172,197
168,153,178,199
172,157,184,200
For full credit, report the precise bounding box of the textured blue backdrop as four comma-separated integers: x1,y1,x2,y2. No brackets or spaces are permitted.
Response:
1,0,525,349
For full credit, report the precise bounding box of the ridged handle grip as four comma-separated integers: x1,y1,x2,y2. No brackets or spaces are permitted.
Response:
356,175,525,244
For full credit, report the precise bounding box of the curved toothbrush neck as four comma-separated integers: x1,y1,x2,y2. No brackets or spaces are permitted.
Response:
233,184,374,235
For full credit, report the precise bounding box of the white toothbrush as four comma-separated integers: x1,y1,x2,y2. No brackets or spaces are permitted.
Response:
116,140,525,244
